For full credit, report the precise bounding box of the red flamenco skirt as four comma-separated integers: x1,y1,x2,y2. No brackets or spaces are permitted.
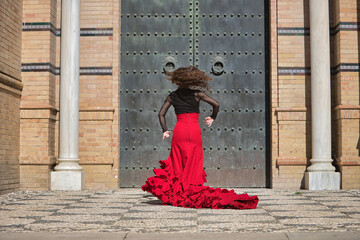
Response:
141,113,259,209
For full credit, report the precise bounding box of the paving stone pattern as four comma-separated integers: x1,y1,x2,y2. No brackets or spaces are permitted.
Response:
0,189,359,233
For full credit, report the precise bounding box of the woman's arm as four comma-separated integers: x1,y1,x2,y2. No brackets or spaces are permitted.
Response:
197,91,220,120
158,95,172,134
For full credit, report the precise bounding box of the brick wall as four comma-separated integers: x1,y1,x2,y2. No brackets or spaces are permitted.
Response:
67,0,120,189
271,0,360,189
331,0,360,189
0,0,23,194
270,0,311,189
20,0,58,189
20,0,120,190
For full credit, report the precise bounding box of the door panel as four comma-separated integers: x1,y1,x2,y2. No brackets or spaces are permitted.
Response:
195,0,266,187
120,0,192,187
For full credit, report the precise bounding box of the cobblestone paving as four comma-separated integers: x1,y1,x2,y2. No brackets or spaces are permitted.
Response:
0,189,359,233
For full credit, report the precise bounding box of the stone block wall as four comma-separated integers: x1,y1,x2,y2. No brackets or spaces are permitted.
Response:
0,0,23,194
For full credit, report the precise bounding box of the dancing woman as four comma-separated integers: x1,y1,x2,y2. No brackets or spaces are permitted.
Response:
141,66,259,209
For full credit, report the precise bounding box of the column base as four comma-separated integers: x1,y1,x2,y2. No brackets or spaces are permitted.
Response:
305,172,340,190
50,171,85,190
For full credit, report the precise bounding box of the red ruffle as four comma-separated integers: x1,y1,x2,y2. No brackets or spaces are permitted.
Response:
141,159,259,209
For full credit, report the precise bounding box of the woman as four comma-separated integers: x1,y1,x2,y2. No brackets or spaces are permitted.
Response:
141,66,259,209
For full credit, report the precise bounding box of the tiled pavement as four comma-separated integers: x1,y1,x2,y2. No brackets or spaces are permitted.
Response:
0,188,359,234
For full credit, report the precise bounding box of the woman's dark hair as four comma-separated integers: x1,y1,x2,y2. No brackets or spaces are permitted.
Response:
165,65,213,93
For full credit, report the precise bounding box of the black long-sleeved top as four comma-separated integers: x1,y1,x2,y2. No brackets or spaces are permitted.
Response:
158,88,220,132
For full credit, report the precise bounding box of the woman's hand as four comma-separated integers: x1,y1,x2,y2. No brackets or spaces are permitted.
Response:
204,117,214,127
162,130,171,140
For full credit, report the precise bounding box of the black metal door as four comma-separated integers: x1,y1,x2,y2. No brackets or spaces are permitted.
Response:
120,0,268,187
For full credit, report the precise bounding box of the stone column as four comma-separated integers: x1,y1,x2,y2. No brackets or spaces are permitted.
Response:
305,0,340,190
51,0,85,190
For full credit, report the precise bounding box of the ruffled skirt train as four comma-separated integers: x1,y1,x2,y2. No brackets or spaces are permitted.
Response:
141,113,259,209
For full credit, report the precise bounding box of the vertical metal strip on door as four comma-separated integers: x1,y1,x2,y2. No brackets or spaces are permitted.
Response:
120,0,193,186
195,0,267,187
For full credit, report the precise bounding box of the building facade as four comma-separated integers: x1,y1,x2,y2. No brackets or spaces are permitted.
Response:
0,0,359,194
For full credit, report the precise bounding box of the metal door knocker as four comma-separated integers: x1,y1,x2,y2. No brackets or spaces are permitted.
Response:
162,56,177,73
211,55,226,75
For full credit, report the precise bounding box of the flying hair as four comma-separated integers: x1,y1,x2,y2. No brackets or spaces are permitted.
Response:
165,65,213,93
